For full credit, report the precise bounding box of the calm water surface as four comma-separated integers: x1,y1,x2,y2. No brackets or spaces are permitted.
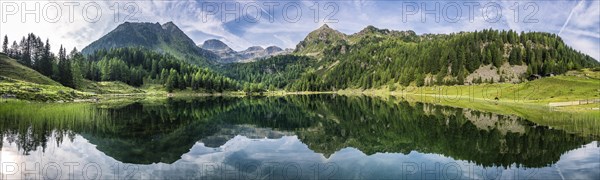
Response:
1,95,598,179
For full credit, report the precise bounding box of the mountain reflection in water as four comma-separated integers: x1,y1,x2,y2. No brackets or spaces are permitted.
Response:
1,95,598,179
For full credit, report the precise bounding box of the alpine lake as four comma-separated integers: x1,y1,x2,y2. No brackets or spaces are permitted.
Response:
0,95,598,179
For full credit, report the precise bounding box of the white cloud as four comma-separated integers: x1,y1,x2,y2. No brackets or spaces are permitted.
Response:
1,0,598,61
556,0,600,60
561,32,600,60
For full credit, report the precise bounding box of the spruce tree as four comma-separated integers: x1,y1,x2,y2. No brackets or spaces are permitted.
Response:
166,69,178,92
37,39,53,76
2,35,7,53
10,41,19,59
57,45,74,88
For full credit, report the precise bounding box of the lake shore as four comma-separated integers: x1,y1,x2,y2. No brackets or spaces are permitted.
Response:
3,83,598,111
3,91,598,138
3,70,599,120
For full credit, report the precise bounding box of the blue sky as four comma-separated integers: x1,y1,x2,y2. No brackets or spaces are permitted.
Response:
1,0,598,60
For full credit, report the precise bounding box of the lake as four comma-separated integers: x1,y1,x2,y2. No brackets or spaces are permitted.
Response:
1,95,598,179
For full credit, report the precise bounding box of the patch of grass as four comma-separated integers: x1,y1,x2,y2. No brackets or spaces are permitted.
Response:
79,79,145,94
0,77,95,102
0,102,117,133
554,103,600,112
0,54,60,86
396,71,600,105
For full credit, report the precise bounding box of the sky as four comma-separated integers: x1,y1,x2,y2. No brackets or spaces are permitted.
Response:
0,0,598,60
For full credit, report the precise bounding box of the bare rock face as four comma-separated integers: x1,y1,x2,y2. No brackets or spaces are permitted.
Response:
200,39,238,62
265,46,283,54
465,63,528,84
200,39,291,63
201,39,233,51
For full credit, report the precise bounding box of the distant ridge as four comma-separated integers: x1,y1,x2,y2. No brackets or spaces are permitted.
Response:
200,39,291,63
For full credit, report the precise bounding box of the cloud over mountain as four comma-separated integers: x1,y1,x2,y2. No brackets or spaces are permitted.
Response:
2,0,598,60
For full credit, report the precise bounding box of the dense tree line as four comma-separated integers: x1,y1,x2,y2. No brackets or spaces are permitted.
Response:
2,34,54,76
2,34,75,87
82,48,240,92
219,29,598,92
2,34,239,92
221,55,314,91
286,29,599,91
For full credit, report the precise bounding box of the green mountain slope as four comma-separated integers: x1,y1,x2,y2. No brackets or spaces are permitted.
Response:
0,53,61,86
82,22,218,66
82,47,239,92
286,26,599,91
220,55,314,89
294,24,347,56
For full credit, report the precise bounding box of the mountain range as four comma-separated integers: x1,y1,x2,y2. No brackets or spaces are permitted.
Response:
3,19,599,104
80,21,598,91
200,39,292,63
225,24,599,91
82,22,292,65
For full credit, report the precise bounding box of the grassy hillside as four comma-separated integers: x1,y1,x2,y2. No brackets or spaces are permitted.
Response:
341,69,599,104
294,24,347,56
403,69,600,104
0,53,148,101
78,79,145,94
0,53,61,86
0,77,94,102
0,53,98,101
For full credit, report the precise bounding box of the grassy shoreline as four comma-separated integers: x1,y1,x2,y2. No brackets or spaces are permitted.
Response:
3,86,598,136
2,70,598,112
2,78,597,108
2,79,598,136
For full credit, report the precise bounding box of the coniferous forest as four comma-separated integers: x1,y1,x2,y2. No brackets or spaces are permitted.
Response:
1,26,598,94
2,34,238,92
284,28,598,91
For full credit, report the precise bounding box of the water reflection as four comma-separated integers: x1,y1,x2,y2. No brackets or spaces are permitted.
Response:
0,95,598,179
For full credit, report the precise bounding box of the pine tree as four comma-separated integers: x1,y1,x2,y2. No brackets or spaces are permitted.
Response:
457,70,465,85
19,36,31,67
166,69,178,92
492,48,503,68
192,71,201,90
9,41,19,59
57,45,74,88
31,36,43,69
37,39,53,76
160,69,168,83
2,35,7,53
69,48,85,88
178,73,186,90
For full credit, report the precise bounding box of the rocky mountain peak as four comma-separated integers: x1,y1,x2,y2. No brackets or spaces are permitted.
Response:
294,24,347,55
244,46,265,52
82,21,218,65
201,39,232,51
265,46,283,54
